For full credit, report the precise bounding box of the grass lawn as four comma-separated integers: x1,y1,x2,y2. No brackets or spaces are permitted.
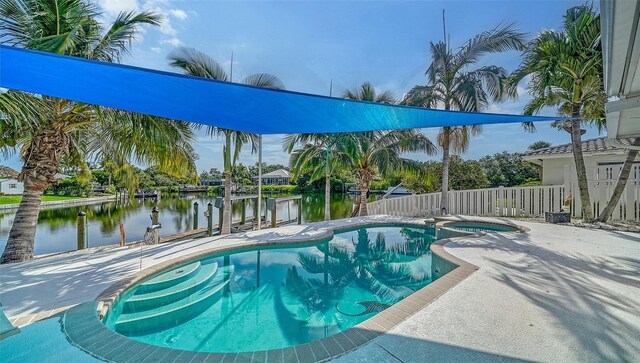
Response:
0,195,82,205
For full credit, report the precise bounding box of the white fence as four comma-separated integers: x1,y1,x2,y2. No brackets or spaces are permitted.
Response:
368,164,640,221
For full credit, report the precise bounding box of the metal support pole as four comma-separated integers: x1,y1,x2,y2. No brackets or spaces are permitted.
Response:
77,211,87,250
254,198,259,226
193,202,199,230
297,198,302,225
218,204,224,234
207,202,213,236
151,206,159,225
257,135,263,230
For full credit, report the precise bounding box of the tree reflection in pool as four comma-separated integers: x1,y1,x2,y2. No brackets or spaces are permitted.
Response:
105,225,436,352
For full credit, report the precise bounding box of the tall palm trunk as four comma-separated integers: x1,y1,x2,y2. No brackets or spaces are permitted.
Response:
1,127,67,263
597,145,638,222
440,127,451,215
324,175,331,221
570,105,593,220
1,186,44,263
358,188,369,216
358,180,370,217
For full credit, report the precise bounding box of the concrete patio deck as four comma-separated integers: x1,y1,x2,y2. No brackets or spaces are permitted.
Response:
1,216,639,362
336,221,640,362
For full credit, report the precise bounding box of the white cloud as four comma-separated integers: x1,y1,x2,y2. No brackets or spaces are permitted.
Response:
141,0,168,7
158,17,177,36
98,0,139,15
97,0,187,51
161,37,182,47
169,9,188,20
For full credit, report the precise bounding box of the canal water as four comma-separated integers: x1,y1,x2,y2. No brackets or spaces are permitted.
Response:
0,193,365,256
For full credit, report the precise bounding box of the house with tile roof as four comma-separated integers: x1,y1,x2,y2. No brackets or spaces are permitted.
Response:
251,169,291,185
521,137,638,185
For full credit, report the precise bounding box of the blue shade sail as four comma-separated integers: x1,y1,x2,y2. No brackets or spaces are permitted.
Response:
0,46,561,134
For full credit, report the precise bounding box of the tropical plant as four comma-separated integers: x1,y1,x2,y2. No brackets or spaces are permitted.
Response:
341,130,436,216
168,47,284,234
528,141,552,151
403,23,525,213
480,151,540,187
507,5,605,220
0,0,198,263
404,156,490,193
283,133,351,221
342,82,436,215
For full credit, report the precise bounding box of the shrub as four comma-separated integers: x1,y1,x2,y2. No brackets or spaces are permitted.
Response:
370,180,390,191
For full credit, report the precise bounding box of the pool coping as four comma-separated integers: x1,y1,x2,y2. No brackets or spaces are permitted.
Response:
62,217,526,363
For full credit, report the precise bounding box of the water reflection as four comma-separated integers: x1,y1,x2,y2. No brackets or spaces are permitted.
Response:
284,227,433,313
0,193,361,255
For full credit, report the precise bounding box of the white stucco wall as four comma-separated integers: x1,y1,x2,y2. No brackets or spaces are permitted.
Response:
0,179,24,195
534,152,629,185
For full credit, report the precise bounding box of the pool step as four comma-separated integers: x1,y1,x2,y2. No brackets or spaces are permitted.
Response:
115,265,234,335
136,261,201,294
123,262,219,313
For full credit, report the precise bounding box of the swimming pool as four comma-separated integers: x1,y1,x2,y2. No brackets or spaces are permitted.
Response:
103,225,436,352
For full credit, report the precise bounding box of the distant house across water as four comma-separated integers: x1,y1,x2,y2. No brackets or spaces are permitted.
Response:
0,173,71,195
252,169,291,185
0,178,23,195
201,179,224,186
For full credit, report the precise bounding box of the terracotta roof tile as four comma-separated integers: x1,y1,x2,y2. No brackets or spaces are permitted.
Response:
521,137,634,157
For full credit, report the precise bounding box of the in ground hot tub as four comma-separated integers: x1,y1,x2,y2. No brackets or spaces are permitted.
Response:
435,219,523,239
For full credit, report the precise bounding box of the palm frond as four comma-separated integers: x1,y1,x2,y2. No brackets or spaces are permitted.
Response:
91,10,161,62
168,47,229,81
242,73,284,90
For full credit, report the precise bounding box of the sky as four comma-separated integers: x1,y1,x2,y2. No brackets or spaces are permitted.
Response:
2,0,603,173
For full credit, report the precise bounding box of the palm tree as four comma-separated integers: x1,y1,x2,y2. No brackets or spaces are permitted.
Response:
0,0,198,263
507,5,605,220
403,23,525,214
169,47,284,234
342,130,436,216
342,82,436,216
283,133,351,221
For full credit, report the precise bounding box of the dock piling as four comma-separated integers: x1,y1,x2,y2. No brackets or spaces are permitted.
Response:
241,199,246,225
207,202,213,236
77,211,87,250
151,206,159,225
119,223,126,246
193,202,199,230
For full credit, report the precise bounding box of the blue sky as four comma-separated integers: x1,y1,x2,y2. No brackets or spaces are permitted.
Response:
3,0,604,172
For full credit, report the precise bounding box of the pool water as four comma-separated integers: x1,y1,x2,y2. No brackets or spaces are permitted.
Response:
103,226,436,352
